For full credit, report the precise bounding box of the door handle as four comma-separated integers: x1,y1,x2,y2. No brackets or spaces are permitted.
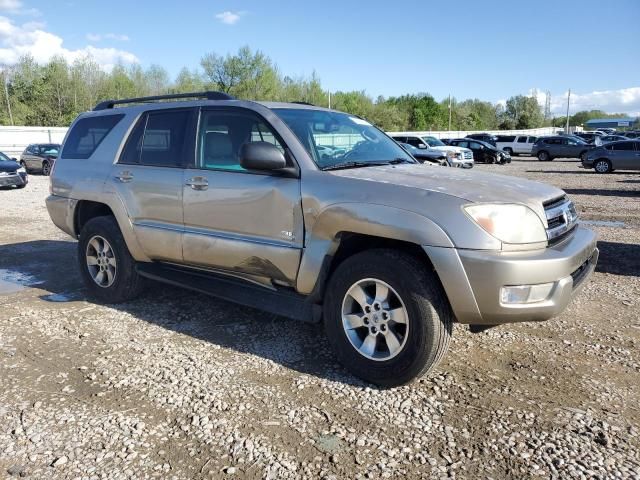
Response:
116,171,133,182
185,176,209,191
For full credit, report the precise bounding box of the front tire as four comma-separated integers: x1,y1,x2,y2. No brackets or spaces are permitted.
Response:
78,216,144,303
19,160,28,173
324,249,453,388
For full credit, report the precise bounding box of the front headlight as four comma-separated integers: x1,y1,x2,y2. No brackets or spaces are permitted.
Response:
446,151,461,159
464,204,547,244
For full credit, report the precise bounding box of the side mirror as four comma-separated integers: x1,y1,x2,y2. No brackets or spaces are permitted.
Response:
239,142,286,171
11,157,17,162
418,144,427,149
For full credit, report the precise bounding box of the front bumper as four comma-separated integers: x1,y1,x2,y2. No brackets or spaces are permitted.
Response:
0,172,27,187
425,226,598,325
451,160,474,169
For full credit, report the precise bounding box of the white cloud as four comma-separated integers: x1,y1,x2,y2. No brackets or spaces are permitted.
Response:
0,0,39,16
0,16,138,69
530,87,640,118
0,0,21,12
86,32,130,42
215,10,245,25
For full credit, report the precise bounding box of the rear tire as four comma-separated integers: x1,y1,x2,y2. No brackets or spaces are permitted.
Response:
42,160,51,176
78,216,144,303
324,249,453,388
504,147,513,156
594,159,612,174
537,151,551,162
19,160,29,173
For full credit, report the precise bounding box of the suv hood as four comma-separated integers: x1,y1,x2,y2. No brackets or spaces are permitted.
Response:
330,164,562,211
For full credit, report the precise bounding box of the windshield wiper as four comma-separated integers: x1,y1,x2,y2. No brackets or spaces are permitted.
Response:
322,159,412,171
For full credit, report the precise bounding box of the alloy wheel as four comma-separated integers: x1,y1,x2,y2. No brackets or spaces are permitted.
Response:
341,278,409,361
85,235,117,288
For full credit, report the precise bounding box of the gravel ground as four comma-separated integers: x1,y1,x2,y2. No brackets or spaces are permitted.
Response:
0,157,638,479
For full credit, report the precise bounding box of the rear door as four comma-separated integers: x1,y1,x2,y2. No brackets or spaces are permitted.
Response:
515,136,529,154
108,107,197,262
181,107,303,285
610,141,637,169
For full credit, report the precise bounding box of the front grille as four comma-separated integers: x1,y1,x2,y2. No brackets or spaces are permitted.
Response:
464,151,473,160
544,195,579,246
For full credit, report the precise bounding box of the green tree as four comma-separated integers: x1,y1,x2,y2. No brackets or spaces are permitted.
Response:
501,95,543,129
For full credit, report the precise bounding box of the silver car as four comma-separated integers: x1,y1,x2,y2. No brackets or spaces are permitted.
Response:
46,92,598,387
583,140,640,173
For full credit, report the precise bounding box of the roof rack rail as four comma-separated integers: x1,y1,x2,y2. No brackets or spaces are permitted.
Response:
291,101,315,106
93,91,235,111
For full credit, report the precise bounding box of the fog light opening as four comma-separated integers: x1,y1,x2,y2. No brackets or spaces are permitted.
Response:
500,283,555,305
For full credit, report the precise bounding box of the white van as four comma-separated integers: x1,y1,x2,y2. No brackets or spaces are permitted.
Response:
495,135,538,156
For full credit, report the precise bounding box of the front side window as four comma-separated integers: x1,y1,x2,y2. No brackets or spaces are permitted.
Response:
120,109,191,167
469,141,483,149
274,108,414,169
196,109,285,172
62,115,124,159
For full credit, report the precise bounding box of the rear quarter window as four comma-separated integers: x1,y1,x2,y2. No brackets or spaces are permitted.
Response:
61,114,125,159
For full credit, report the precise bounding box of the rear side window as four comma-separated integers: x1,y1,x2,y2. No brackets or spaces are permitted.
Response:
62,114,124,159
120,109,192,167
517,136,528,143
611,142,635,151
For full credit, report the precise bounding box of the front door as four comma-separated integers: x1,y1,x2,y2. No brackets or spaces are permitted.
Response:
107,107,197,262
182,108,303,285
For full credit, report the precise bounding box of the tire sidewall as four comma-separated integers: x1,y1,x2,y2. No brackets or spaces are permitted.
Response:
594,159,611,173
78,216,141,303
324,252,443,386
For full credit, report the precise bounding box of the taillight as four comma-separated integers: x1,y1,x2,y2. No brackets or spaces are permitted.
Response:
49,159,57,194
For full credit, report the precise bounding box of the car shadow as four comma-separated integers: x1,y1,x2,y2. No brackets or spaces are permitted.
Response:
0,240,366,387
562,188,638,197
525,170,595,175
596,241,640,277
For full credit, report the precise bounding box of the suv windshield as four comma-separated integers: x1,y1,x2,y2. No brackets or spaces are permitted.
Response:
274,108,414,169
421,136,445,147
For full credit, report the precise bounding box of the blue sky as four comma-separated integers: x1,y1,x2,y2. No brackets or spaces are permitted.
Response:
1,0,639,114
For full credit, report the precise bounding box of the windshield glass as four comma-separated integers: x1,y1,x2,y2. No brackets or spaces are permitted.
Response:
0,152,11,162
274,108,414,169
422,136,445,147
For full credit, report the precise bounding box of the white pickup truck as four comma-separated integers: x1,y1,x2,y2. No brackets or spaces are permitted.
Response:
495,135,538,156
389,133,474,168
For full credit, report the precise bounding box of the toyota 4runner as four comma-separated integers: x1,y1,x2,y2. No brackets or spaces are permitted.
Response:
46,92,599,387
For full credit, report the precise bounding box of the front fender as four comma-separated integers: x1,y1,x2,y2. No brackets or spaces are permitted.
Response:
295,202,454,294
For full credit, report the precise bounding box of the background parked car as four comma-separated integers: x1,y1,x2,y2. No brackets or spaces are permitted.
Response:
0,151,28,189
582,140,640,173
531,136,594,161
573,132,600,143
390,135,474,164
20,143,60,176
599,135,629,144
448,139,510,164
466,133,498,146
398,142,473,168
495,135,538,156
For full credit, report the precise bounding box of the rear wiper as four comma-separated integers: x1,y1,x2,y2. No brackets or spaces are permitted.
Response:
322,159,412,171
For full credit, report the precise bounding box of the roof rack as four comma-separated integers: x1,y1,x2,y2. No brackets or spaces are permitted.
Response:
93,91,235,111
291,101,316,106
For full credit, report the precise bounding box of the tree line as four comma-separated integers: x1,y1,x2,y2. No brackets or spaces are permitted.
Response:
0,46,626,131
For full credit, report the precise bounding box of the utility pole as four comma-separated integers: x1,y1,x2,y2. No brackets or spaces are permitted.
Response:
1,69,14,126
565,89,571,132
448,95,452,131
328,91,331,109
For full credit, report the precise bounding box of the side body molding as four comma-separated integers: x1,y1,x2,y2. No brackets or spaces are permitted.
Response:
296,202,455,294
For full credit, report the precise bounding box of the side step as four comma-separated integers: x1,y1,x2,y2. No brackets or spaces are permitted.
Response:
136,263,319,323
